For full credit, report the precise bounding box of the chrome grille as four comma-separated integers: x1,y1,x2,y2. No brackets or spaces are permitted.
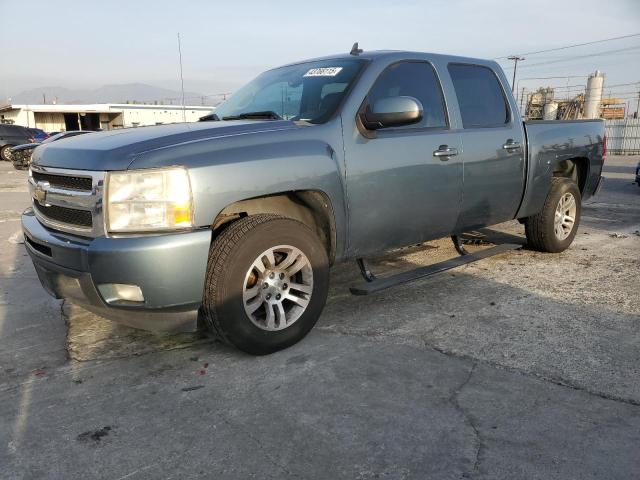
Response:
33,202,93,228
32,171,92,191
29,165,105,237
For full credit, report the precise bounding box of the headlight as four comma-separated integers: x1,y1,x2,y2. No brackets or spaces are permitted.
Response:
106,167,193,233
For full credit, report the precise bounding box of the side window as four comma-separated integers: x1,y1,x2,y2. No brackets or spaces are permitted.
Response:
367,61,447,129
448,64,510,128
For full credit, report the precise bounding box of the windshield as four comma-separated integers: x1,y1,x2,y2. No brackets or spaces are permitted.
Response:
212,58,366,124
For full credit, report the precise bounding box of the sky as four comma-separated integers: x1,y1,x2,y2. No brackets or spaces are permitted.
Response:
1,0,639,107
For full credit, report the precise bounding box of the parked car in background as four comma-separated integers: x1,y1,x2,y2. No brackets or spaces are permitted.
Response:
11,131,93,170
0,124,36,161
28,128,49,142
635,160,640,187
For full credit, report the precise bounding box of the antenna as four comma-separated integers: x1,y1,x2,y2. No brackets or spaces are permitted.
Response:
177,33,187,122
350,42,363,56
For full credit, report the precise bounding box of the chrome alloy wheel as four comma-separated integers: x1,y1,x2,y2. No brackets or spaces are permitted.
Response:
243,245,313,331
554,192,577,240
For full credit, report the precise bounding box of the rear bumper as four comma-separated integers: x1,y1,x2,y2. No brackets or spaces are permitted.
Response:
22,209,211,332
593,175,604,196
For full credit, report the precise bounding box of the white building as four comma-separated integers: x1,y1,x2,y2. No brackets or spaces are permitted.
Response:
0,103,212,132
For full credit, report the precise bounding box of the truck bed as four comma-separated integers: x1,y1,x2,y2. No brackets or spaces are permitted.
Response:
517,119,605,219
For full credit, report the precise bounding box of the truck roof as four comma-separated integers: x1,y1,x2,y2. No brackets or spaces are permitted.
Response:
277,50,499,69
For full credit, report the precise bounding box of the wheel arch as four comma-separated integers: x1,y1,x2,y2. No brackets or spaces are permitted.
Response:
210,190,338,264
553,156,589,195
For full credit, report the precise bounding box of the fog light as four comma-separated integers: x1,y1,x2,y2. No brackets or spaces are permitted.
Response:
98,284,144,304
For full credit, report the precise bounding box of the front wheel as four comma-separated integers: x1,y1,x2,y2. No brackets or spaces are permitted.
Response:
0,145,14,162
202,214,330,355
525,177,581,253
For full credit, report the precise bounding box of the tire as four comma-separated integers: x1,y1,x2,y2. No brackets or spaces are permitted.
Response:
202,214,330,355
525,177,581,253
0,145,14,162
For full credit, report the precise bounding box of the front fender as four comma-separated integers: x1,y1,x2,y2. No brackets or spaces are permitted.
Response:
130,124,348,259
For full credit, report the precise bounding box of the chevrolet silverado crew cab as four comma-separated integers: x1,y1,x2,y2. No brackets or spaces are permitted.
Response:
22,48,605,355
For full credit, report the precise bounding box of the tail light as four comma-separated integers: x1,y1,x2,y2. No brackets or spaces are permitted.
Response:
28,137,36,143
602,135,607,163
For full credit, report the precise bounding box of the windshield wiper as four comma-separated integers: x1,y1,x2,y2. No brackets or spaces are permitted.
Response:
222,111,282,121
199,113,220,122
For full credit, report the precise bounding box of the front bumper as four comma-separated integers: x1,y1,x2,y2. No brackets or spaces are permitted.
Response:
22,209,212,332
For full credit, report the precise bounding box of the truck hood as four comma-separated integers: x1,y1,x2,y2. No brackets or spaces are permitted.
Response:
31,120,298,171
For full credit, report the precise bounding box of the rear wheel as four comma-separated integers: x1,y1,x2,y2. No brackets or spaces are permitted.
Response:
525,177,581,253
202,214,329,355
0,145,14,162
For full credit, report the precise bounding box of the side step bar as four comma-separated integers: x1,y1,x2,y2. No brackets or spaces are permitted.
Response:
350,242,521,296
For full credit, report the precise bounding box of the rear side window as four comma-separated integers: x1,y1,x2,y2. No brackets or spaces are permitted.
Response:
367,61,447,129
448,64,510,128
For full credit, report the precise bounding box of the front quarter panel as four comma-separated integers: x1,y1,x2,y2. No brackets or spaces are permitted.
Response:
128,123,348,259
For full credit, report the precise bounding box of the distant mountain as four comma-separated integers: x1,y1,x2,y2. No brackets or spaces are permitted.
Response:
10,83,215,106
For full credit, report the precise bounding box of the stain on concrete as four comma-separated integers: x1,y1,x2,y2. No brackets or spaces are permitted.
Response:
77,426,113,443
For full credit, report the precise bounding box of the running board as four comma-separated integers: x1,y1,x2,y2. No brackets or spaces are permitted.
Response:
349,243,521,296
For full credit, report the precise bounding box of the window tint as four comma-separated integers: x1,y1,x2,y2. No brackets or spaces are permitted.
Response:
448,64,509,128
368,61,447,129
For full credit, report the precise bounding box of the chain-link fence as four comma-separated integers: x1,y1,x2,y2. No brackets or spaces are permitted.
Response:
605,119,640,155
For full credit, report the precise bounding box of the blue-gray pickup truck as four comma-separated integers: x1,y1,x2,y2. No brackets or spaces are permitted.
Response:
22,48,605,354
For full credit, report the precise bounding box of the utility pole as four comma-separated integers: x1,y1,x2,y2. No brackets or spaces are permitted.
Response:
507,56,525,92
519,87,526,115
177,33,186,123
636,89,640,119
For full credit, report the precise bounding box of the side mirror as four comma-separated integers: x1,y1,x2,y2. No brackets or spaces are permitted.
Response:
360,96,423,130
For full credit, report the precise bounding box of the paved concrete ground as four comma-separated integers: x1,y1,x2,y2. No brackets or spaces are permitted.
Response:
0,157,638,479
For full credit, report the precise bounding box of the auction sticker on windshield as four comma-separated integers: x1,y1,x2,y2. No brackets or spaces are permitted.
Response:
303,67,343,77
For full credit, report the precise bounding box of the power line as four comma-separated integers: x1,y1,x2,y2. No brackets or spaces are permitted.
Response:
501,45,640,70
518,75,588,81
495,32,640,59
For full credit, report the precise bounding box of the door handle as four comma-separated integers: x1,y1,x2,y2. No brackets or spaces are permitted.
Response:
502,140,521,150
433,145,458,159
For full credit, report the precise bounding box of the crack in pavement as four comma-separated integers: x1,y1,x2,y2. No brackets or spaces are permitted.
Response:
316,326,640,408
448,362,482,479
426,342,640,408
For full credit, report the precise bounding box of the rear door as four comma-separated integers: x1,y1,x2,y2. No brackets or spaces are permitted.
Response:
447,63,526,230
344,60,463,256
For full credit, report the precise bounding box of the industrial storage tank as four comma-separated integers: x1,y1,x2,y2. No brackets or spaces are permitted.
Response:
584,70,604,119
543,101,559,120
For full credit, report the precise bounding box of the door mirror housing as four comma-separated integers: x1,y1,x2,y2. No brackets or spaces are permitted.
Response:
360,96,423,130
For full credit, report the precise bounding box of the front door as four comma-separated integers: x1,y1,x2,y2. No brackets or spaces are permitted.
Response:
344,60,463,257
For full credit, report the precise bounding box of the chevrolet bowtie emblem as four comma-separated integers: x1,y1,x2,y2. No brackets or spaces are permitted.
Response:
34,181,50,204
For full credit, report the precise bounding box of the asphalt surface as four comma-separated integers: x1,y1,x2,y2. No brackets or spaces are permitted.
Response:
0,157,639,479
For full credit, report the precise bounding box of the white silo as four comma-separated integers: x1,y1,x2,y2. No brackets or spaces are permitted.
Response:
584,70,604,119
543,101,559,120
